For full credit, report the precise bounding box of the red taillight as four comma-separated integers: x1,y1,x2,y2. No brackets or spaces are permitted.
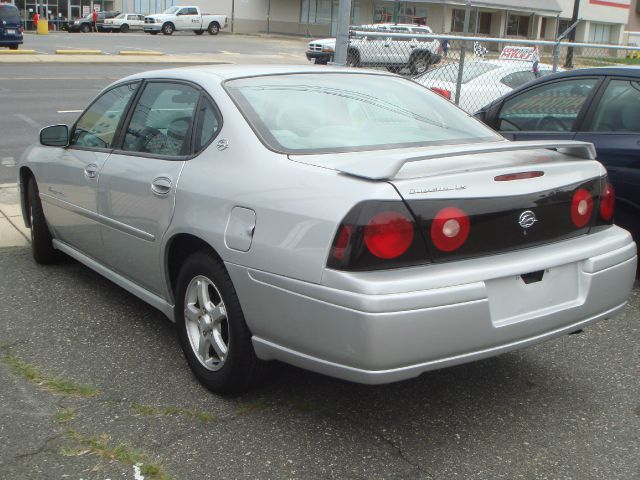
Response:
600,181,615,221
430,87,451,100
364,211,414,259
430,207,470,252
331,225,352,260
571,189,593,228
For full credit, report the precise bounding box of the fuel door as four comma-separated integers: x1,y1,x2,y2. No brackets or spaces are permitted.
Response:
225,206,256,252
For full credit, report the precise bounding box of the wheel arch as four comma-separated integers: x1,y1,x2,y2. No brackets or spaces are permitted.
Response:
19,166,34,228
165,232,224,304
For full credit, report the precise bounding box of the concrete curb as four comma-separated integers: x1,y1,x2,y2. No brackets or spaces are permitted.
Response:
56,49,103,55
118,50,164,56
0,50,37,54
0,183,29,248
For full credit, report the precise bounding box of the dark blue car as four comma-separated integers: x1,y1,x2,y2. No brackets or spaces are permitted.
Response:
0,3,23,50
476,67,640,239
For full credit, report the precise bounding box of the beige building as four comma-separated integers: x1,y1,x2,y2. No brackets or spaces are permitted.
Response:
626,0,640,44
167,0,630,44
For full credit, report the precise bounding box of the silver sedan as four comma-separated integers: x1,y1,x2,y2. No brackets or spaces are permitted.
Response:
19,65,637,393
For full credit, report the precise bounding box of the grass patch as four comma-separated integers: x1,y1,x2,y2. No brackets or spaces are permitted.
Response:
55,408,76,424
62,429,170,480
2,354,97,397
132,403,217,422
288,396,315,413
236,400,266,416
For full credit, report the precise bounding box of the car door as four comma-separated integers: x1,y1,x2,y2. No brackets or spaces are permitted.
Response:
133,14,145,29
98,81,214,296
38,81,139,262
574,76,640,237
492,77,601,142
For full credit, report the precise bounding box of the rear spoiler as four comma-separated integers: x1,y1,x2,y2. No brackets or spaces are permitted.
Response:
291,140,596,180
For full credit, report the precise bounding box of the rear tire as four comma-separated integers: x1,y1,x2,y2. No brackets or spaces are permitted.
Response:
207,22,219,35
410,54,431,75
194,30,204,35
26,177,60,265
162,22,174,35
120,23,129,33
80,23,90,33
346,50,360,67
175,251,265,394
9,45,18,50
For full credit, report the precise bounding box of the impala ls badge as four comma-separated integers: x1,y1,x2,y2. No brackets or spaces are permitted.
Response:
217,139,229,151
518,210,538,229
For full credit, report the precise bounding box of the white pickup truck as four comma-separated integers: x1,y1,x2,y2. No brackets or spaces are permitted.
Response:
144,6,227,36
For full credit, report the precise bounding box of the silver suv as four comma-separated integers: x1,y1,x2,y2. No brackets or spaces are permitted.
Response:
306,23,442,74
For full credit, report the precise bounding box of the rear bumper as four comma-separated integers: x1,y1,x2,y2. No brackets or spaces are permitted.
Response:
227,226,637,384
1,38,23,46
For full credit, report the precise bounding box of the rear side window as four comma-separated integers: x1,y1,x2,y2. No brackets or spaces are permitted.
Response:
587,79,640,132
0,5,20,22
71,82,139,149
195,97,222,152
498,78,597,132
122,82,199,157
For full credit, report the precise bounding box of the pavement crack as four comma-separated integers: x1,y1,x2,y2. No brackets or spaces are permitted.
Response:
14,433,63,459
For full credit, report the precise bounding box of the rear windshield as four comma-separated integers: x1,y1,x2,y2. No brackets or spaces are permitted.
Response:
225,73,498,154
0,5,20,22
421,62,499,84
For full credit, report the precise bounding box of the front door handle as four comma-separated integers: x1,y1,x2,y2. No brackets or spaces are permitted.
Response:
84,163,98,180
151,176,172,196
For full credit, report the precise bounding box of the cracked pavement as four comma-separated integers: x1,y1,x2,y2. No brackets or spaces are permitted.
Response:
0,246,639,479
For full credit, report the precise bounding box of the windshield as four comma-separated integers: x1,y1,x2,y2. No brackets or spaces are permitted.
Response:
225,73,499,154
421,62,499,84
163,6,179,14
116,13,126,18
0,5,20,22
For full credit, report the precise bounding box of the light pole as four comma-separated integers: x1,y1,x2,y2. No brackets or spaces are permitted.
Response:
564,0,580,68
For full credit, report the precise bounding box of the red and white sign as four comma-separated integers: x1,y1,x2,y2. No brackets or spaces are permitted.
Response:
589,0,630,8
499,46,540,62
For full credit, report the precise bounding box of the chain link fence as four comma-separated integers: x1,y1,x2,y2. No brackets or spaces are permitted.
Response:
327,30,640,113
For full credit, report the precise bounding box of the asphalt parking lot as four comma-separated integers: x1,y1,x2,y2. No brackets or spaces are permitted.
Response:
0,43,639,480
1,244,639,479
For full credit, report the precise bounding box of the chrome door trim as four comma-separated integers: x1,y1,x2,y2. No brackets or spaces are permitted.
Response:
41,193,156,242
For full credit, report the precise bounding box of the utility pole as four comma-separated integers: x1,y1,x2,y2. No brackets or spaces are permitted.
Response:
392,0,399,23
332,0,352,65
454,0,471,105
564,0,580,68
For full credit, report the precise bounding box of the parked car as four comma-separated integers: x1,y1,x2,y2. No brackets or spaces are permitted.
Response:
68,10,120,32
416,59,558,113
0,4,23,50
102,13,145,32
143,6,226,35
20,66,636,393
476,66,640,240
306,23,441,74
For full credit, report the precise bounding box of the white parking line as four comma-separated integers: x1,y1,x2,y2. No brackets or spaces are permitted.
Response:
57,110,83,114
1,157,16,167
14,114,42,129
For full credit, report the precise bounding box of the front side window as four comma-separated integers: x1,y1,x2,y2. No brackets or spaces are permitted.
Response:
122,82,199,157
71,82,139,149
500,70,536,89
587,79,640,132
498,78,598,132
225,73,499,154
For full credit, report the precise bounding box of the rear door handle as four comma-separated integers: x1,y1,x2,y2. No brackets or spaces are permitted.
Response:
151,176,172,196
84,163,98,180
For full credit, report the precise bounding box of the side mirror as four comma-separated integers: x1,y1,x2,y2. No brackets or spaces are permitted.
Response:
40,124,69,147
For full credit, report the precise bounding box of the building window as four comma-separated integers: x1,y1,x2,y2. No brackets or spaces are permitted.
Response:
507,14,530,37
300,0,332,25
557,19,572,37
451,9,491,34
589,23,612,43
374,2,427,25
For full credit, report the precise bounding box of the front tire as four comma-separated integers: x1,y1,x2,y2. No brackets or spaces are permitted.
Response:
161,22,174,35
80,23,90,33
410,54,431,75
26,177,60,264
120,23,129,33
346,50,360,67
175,251,264,394
207,21,219,35
194,30,204,35
9,45,18,50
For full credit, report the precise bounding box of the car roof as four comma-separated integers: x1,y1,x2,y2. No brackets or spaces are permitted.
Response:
120,64,391,83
